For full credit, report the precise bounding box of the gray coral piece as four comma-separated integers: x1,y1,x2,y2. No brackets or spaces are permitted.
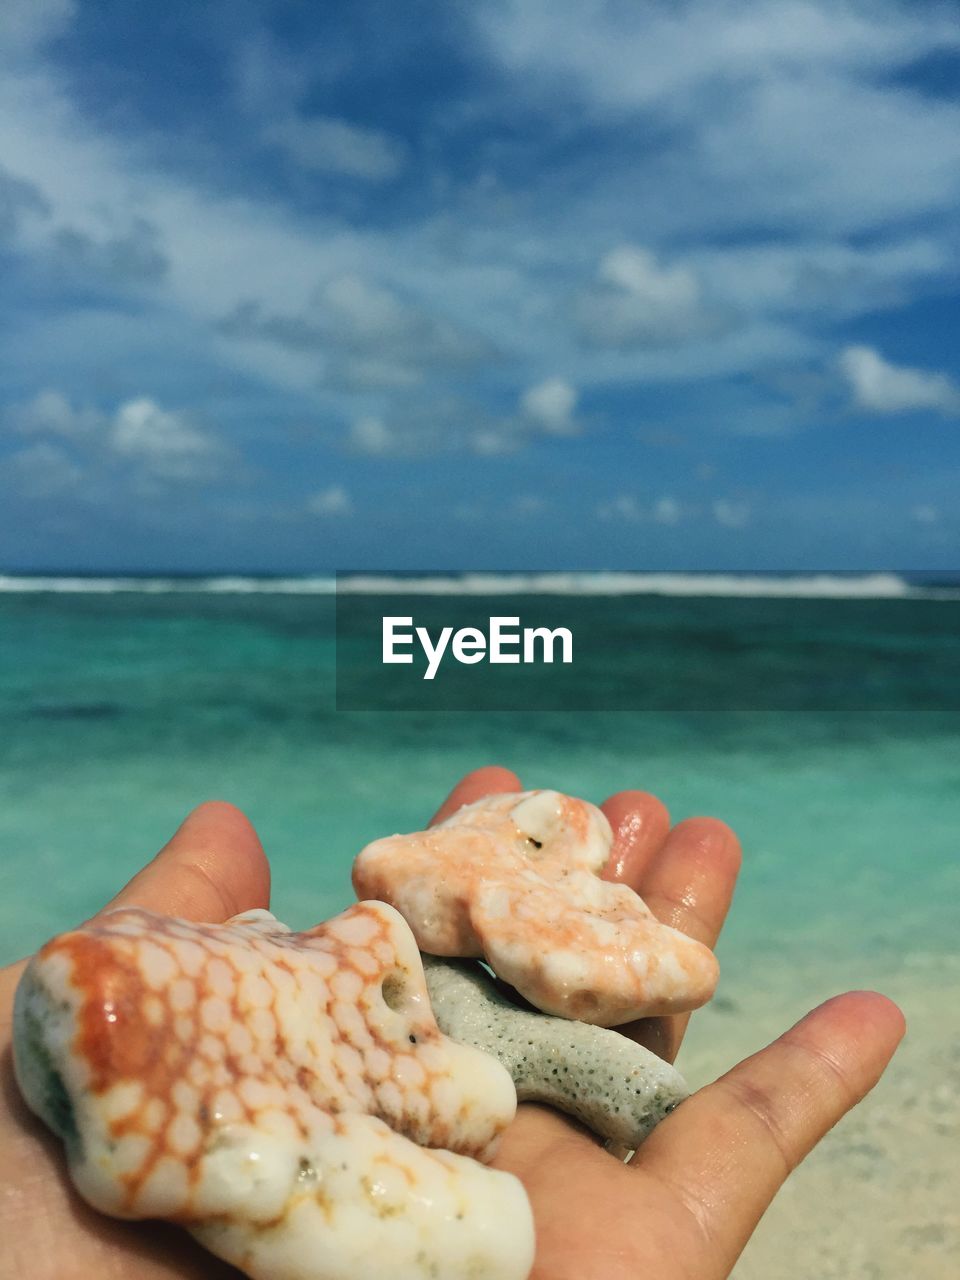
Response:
422,956,689,1149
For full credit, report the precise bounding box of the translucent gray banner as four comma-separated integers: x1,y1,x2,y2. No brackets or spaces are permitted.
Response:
334,574,960,712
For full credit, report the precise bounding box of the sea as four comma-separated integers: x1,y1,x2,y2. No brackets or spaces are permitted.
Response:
1,570,957,968
0,570,957,1274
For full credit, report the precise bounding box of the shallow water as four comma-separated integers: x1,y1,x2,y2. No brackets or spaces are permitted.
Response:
1,582,957,1275
1,588,957,973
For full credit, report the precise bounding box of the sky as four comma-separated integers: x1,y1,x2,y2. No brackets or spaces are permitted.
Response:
1,0,959,571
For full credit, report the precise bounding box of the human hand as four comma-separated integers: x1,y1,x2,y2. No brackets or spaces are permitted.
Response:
0,776,904,1280
436,768,905,1280
0,802,271,1279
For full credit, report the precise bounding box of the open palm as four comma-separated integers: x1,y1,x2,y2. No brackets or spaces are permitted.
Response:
0,769,903,1280
445,772,903,1280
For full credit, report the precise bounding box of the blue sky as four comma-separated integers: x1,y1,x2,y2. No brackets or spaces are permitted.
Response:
1,0,959,571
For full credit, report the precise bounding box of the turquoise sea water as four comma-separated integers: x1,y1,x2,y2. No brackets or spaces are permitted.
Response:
2,580,956,1274
1,578,957,995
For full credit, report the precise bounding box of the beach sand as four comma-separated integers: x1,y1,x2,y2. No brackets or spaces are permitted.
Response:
679,957,959,1279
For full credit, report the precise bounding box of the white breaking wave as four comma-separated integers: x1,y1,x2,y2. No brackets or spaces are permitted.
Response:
0,575,337,595
0,572,958,598
336,572,939,598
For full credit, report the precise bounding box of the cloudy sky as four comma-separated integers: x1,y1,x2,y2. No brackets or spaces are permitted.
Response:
2,0,959,570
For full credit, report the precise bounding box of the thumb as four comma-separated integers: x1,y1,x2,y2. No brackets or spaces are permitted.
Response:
633,990,905,1278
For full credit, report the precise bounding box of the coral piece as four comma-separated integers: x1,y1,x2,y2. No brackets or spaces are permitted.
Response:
423,957,689,1149
353,790,719,1026
13,903,534,1280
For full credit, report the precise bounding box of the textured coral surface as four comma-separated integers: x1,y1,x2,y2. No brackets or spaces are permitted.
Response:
14,902,533,1280
354,789,719,1025
423,955,689,1148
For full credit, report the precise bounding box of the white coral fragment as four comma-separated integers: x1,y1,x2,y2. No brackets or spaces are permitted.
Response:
353,790,719,1026
13,902,534,1280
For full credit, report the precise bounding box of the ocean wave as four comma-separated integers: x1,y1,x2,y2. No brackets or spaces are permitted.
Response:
335,572,960,599
1,571,958,598
0,575,337,595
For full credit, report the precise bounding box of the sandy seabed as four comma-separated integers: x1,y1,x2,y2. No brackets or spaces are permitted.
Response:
678,955,959,1279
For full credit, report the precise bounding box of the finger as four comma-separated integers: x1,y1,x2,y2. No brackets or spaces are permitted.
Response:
100,801,270,924
429,766,522,826
599,791,672,889
634,991,905,1276
623,818,741,1061
641,817,741,947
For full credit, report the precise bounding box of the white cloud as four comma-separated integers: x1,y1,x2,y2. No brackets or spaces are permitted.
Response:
330,357,423,392
466,379,582,453
597,495,640,522
8,440,82,498
652,496,682,526
10,388,98,436
596,494,749,526
480,2,960,234
0,5,870,425
480,1,954,110
6,390,222,483
453,492,549,522
0,164,50,240
696,71,960,234
839,345,960,416
0,62,393,399
713,498,751,528
0,0,74,55
336,396,504,458
597,494,684,524
689,237,947,324
512,494,548,517
218,274,489,392
307,485,352,516
601,247,699,309
471,429,515,457
0,0,958,476
323,275,413,340
578,246,720,348
349,415,393,455
912,504,938,525
50,217,168,286
262,115,405,182
111,398,219,474
520,377,578,433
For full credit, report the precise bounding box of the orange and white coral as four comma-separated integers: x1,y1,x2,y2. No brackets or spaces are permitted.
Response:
353,790,719,1026
13,902,534,1280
